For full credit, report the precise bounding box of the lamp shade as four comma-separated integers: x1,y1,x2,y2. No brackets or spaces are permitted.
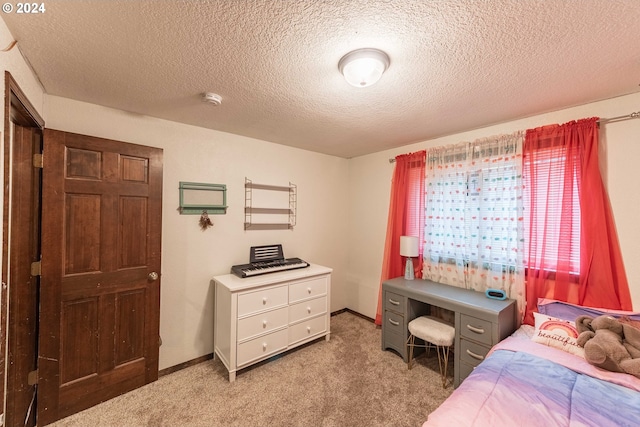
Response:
399,236,419,257
338,48,390,88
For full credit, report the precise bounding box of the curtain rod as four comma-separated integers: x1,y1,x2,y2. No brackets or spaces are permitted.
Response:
597,111,640,124
388,110,640,163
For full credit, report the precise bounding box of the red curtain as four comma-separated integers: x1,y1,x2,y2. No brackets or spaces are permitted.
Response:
523,118,632,325
374,151,425,326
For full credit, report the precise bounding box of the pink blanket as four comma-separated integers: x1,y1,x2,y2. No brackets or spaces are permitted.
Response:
423,334,640,427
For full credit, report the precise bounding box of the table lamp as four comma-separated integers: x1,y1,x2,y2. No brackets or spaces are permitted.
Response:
400,236,419,280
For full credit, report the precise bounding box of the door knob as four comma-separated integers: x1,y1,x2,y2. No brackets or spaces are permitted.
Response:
148,271,159,281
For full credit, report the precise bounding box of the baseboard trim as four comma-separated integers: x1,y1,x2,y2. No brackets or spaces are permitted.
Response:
159,353,214,377
160,309,373,377
331,308,374,323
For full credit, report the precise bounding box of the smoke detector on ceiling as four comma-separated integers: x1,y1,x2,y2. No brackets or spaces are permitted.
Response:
202,92,222,106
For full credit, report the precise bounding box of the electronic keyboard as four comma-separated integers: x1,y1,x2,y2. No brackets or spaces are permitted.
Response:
230,244,309,278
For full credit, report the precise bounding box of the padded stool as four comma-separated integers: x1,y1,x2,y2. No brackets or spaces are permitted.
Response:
406,316,455,388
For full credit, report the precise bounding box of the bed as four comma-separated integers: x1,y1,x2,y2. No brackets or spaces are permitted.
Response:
424,300,640,427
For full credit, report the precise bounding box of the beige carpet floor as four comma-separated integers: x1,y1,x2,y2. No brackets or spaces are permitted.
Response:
50,312,453,427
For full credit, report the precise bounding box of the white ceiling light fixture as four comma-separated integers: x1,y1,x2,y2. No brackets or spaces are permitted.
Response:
338,48,390,88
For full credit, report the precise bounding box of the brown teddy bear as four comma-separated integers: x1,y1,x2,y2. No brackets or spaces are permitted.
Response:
576,314,640,379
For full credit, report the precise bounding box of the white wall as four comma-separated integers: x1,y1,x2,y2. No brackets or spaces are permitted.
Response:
347,91,640,319
44,96,349,370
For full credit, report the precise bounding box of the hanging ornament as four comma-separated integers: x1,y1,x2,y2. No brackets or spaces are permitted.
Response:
199,210,213,230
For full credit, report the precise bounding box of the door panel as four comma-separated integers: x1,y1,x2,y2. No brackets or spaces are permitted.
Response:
5,124,41,427
38,129,163,425
65,194,102,274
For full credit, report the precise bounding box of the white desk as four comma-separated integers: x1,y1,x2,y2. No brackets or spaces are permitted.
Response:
213,264,332,381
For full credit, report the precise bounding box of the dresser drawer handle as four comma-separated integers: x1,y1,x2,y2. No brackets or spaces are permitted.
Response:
466,349,485,361
307,287,312,294
263,320,267,328
466,324,485,334
307,326,311,333
307,306,312,313
388,298,400,306
262,297,268,305
263,343,267,351
388,318,400,326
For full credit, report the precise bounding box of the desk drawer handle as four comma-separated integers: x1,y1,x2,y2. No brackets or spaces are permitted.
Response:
466,324,485,334
388,318,400,326
466,349,485,361
388,298,400,306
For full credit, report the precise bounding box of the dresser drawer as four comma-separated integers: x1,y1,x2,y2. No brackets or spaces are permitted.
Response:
289,314,326,345
237,307,288,342
237,328,288,367
289,296,327,324
460,338,489,368
384,291,405,313
289,276,327,303
460,314,492,346
238,285,288,317
384,310,404,335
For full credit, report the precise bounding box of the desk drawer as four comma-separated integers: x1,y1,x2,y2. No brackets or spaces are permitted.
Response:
238,285,288,317
460,339,489,368
384,310,404,335
460,314,492,346
384,331,407,359
459,361,476,382
384,291,405,313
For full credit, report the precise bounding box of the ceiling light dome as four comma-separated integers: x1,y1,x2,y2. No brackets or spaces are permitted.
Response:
338,48,390,88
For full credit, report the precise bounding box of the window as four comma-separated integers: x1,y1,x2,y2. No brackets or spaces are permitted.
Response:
424,139,582,278
523,146,581,275
424,140,523,274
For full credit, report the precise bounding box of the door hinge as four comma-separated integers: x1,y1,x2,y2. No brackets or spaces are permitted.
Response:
33,153,43,168
27,369,38,385
30,261,41,277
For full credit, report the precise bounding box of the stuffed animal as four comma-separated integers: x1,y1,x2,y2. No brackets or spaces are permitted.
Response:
620,316,640,360
576,314,640,379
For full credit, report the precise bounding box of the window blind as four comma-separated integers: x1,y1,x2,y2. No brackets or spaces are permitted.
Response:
524,146,581,274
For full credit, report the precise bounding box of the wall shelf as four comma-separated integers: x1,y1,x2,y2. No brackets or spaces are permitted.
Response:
179,181,227,215
244,178,297,230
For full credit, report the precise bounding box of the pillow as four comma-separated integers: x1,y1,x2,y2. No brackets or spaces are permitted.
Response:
537,298,640,323
531,312,585,358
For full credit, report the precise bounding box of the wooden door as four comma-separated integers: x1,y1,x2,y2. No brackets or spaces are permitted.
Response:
5,124,41,427
37,130,163,425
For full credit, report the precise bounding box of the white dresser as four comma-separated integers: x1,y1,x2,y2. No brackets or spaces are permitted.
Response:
213,264,332,381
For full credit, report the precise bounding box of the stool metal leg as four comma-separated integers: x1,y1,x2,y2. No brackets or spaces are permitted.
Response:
407,334,416,370
436,345,451,388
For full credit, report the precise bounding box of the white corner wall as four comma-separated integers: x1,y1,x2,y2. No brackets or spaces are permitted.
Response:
44,95,349,370
347,92,640,319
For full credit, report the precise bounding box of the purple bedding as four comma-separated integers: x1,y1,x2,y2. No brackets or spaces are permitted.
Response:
424,335,640,427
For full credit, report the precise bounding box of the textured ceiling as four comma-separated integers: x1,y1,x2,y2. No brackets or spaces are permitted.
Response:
3,0,640,158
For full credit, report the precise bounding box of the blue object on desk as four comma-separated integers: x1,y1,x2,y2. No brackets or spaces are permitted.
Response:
485,288,507,300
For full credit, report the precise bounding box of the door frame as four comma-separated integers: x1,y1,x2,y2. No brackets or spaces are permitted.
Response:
1,71,44,425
